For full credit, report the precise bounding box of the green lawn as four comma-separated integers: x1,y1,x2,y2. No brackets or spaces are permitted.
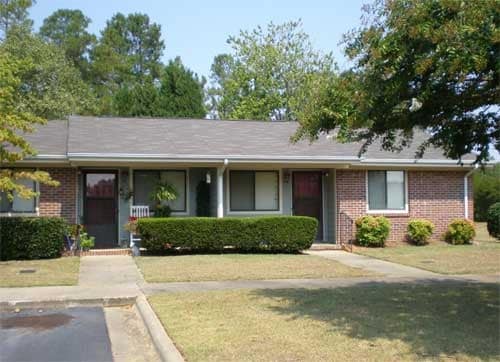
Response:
135,254,373,282
355,223,500,275
0,257,80,287
149,283,500,361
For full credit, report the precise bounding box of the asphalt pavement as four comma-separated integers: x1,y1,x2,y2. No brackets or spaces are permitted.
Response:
1,306,113,362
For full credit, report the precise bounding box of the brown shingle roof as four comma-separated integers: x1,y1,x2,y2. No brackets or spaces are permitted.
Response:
23,116,474,163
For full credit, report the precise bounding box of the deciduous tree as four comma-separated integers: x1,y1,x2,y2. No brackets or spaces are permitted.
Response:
0,0,33,39
209,20,334,121
0,49,58,201
295,0,499,163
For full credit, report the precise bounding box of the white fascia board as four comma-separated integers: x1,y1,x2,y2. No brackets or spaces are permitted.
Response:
359,158,475,166
67,152,360,163
65,152,475,168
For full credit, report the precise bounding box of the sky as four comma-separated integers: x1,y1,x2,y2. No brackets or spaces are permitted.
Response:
29,0,366,79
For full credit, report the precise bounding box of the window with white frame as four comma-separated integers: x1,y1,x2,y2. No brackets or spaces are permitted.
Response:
133,170,187,212
229,171,279,211
0,179,37,213
367,171,406,211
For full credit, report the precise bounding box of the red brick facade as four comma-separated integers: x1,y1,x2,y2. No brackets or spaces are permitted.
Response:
39,168,77,224
336,169,473,244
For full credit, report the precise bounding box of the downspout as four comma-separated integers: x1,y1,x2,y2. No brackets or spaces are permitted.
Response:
464,164,478,220
217,158,229,218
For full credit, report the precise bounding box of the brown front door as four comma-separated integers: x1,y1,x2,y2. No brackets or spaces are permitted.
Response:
84,171,118,248
292,171,323,240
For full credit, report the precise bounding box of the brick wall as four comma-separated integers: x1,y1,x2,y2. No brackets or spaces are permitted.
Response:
39,168,77,223
336,169,473,244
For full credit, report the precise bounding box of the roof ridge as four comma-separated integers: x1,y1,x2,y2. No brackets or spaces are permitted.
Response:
69,115,298,124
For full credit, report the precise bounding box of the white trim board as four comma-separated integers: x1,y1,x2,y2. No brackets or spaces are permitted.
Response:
365,170,409,214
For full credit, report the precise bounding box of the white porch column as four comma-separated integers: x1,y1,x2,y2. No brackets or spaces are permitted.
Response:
217,167,224,218
128,167,134,216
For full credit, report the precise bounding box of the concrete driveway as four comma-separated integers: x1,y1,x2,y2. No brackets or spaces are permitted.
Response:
1,307,113,362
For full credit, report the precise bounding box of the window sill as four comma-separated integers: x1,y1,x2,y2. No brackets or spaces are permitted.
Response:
170,211,189,216
227,210,282,216
366,209,409,216
0,212,38,217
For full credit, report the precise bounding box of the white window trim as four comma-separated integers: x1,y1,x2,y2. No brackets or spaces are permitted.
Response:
0,180,39,217
132,168,190,216
365,170,409,214
226,169,283,215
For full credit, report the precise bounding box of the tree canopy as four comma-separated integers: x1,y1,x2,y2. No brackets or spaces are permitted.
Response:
0,0,33,39
208,20,334,121
1,7,94,200
39,9,95,80
91,13,164,85
158,57,206,118
295,0,499,163
0,45,58,201
2,30,95,119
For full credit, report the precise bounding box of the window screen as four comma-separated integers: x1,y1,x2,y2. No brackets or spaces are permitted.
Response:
368,171,405,210
0,179,36,213
230,171,279,211
134,170,187,212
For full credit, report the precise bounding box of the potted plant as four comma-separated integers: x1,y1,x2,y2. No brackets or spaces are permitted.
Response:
79,232,95,251
150,181,178,217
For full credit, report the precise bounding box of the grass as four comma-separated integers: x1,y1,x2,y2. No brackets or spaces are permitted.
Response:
475,221,497,243
135,254,373,282
355,222,500,275
149,282,500,361
0,257,80,287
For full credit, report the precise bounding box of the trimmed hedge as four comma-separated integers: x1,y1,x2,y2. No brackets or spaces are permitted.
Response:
137,216,318,253
0,217,68,260
407,219,434,246
444,219,475,245
355,215,390,247
486,202,500,239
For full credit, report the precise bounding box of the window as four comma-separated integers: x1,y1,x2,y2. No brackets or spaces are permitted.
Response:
0,179,37,213
367,171,406,211
230,171,279,211
134,170,187,212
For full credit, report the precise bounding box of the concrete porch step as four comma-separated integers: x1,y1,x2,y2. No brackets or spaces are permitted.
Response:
308,243,342,251
78,249,132,256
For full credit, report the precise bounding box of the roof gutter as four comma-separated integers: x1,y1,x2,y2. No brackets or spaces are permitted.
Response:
464,164,478,220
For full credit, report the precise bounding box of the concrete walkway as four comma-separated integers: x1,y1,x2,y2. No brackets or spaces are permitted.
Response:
308,250,438,277
0,256,143,306
79,256,144,287
1,253,498,304
141,274,496,295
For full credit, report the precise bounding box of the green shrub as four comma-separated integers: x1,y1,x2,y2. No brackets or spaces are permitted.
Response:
444,219,476,245
137,216,318,253
355,215,390,247
0,217,68,260
473,164,500,221
407,219,435,245
486,202,500,239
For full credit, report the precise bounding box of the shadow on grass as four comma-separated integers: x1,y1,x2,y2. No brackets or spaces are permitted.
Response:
253,280,500,360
